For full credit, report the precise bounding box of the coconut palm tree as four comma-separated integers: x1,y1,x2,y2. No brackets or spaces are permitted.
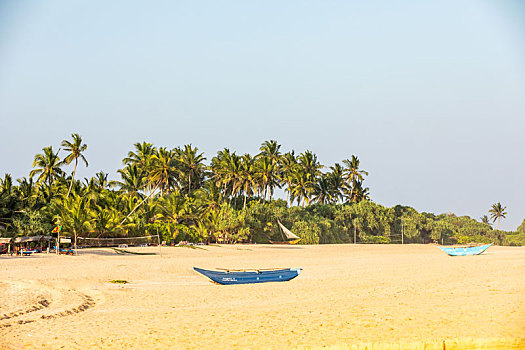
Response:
297,150,323,180
175,144,206,195
61,133,88,198
57,194,91,250
480,215,491,226
327,163,345,203
149,147,179,195
350,180,370,203
279,151,297,206
254,156,281,201
239,154,257,208
258,140,281,165
30,146,64,190
489,202,507,230
342,155,368,202
312,174,334,204
123,142,156,193
116,165,147,196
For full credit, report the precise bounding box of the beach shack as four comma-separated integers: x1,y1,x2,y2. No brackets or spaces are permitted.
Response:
0,237,13,254
13,235,52,255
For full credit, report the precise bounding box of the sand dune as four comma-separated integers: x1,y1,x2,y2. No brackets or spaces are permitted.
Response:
1,244,524,349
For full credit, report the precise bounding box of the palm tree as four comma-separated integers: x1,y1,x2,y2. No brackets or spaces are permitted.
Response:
58,194,91,250
175,144,206,195
123,142,156,193
489,202,507,230
480,215,491,226
342,155,368,202
239,154,257,208
0,174,13,195
279,151,297,206
116,165,147,196
254,156,281,201
312,174,334,204
350,180,370,202
123,142,155,168
149,147,178,195
30,146,64,189
290,168,313,206
327,163,345,203
258,140,281,165
61,133,88,198
295,151,322,206
297,150,323,180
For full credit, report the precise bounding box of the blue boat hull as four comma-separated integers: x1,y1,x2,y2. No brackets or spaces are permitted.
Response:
438,244,492,256
193,267,301,285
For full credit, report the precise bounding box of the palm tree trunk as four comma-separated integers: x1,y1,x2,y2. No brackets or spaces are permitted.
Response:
73,227,77,254
188,173,192,195
66,159,78,198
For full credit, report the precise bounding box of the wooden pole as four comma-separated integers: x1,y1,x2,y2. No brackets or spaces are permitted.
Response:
56,215,60,255
354,219,357,244
401,219,404,245
157,228,162,257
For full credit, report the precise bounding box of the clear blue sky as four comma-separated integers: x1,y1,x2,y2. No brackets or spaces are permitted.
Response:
1,0,524,230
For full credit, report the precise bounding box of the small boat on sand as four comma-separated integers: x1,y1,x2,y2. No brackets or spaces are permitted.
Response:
438,243,492,256
193,267,301,285
269,220,301,245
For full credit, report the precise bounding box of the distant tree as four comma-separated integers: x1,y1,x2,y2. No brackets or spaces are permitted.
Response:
517,219,525,233
175,144,206,195
489,202,507,230
480,215,491,226
61,133,88,198
342,155,368,202
30,146,64,189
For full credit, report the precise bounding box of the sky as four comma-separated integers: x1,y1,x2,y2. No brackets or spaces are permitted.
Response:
0,0,524,231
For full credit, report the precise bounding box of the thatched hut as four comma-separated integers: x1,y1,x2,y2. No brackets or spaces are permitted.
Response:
12,235,52,253
0,237,13,254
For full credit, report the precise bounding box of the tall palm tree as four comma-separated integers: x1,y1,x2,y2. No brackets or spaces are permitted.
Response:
489,202,507,230
175,144,206,195
480,215,491,226
149,147,178,195
290,168,313,207
61,133,88,198
312,174,333,204
123,142,155,168
254,156,281,201
58,194,91,250
349,180,370,202
210,148,234,197
239,154,257,208
297,150,323,180
327,163,345,203
294,151,322,206
258,140,281,165
116,164,147,196
279,151,297,206
123,142,155,193
342,155,368,202
0,174,13,195
30,146,64,190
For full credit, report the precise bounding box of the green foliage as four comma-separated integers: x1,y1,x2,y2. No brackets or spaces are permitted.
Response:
505,231,525,246
1,137,521,247
108,279,128,284
11,210,52,237
517,219,525,233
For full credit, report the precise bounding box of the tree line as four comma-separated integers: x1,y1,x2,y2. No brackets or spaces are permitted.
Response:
0,134,523,246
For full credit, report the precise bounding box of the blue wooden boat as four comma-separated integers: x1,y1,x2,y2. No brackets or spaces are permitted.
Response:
193,267,301,285
438,243,492,256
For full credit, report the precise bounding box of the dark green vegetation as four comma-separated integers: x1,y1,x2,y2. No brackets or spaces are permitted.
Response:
0,135,523,246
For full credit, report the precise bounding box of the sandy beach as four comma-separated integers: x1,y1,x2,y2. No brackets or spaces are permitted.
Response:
0,244,524,349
